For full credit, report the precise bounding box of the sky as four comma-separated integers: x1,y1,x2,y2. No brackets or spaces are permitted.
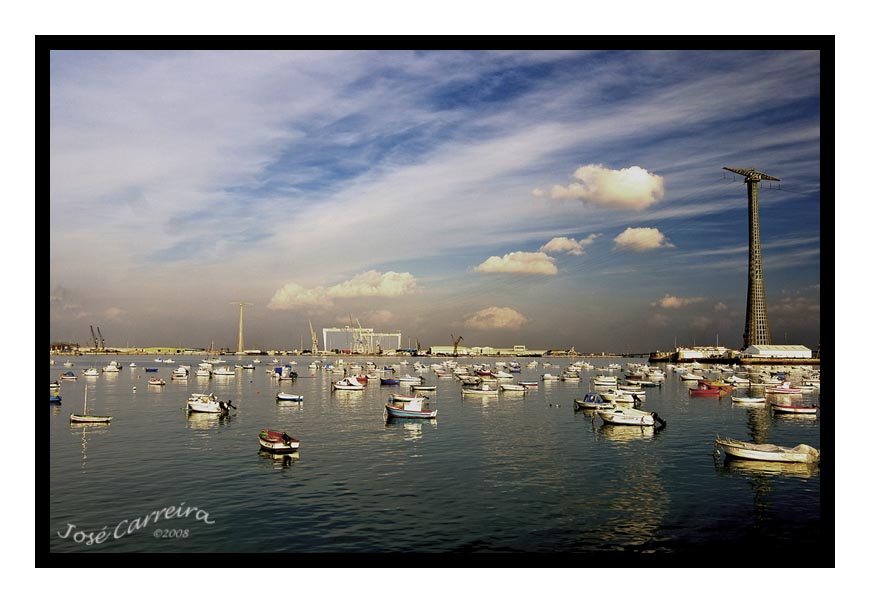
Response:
49,49,821,353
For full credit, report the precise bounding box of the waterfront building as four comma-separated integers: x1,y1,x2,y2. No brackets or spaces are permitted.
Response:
743,344,812,359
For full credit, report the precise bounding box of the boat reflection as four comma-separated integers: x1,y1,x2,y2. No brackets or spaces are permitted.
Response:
185,410,234,429
69,423,110,469
715,457,820,479
595,423,655,441
258,450,300,468
385,416,436,441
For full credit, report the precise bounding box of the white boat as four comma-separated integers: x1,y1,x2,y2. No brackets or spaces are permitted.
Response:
82,367,100,377
541,373,560,381
213,367,236,377
69,385,112,424
500,383,527,392
680,372,704,381
597,407,665,427
195,367,212,378
171,367,190,379
102,360,122,372
186,393,235,414
276,392,304,402
332,376,365,391
600,389,644,405
770,401,818,414
592,375,618,386
731,396,767,405
462,384,498,395
715,437,820,463
148,377,166,386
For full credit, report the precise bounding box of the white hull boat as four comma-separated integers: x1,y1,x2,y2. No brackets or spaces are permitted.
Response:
715,437,820,463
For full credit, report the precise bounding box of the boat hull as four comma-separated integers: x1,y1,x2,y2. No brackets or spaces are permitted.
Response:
598,410,654,426
385,404,437,419
770,404,818,414
70,414,112,423
716,438,819,463
258,431,300,453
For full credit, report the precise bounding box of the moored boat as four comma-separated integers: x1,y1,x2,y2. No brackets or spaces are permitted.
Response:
573,392,615,410
258,429,300,453
689,385,725,397
715,437,820,463
148,377,166,386
186,393,235,414
332,376,365,391
770,401,818,414
500,383,527,392
597,407,665,428
70,385,112,423
731,396,767,405
462,384,498,395
276,392,304,402
385,397,437,419
60,371,78,381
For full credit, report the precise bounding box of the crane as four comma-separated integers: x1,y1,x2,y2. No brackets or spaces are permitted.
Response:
355,317,368,354
309,320,318,355
96,326,105,350
90,325,99,350
451,334,463,357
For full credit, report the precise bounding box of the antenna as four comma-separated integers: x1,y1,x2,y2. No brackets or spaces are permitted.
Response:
723,166,779,348
230,302,253,353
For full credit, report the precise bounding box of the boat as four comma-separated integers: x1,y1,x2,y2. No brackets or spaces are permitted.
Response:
597,407,665,427
145,367,159,373
186,393,235,414
500,383,527,392
102,360,122,372
600,389,644,405
380,377,400,385
731,396,767,405
195,367,212,378
679,372,704,381
766,381,803,394
63,360,74,367
573,392,615,410
462,384,498,395
60,371,78,380
258,429,300,453
70,385,112,423
332,376,365,391
235,363,255,370
171,367,189,380
592,375,618,386
82,367,100,377
276,392,304,402
50,393,62,404
689,385,725,397
385,397,438,419
714,437,820,463
213,367,236,377
411,384,436,392
541,373,561,381
50,381,60,390
148,377,166,386
700,380,733,394
518,381,538,387
770,401,818,414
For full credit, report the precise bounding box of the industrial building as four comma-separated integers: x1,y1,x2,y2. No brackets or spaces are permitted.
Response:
742,345,812,359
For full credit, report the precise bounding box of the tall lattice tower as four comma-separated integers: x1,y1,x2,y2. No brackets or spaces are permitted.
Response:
723,166,780,349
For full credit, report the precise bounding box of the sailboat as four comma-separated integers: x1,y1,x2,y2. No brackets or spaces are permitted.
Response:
70,384,112,423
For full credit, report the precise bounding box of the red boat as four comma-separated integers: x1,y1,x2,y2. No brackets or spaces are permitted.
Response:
689,386,724,397
701,380,733,394
258,429,300,453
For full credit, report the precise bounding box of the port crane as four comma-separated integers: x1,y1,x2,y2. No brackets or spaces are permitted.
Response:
451,334,463,357
309,320,318,355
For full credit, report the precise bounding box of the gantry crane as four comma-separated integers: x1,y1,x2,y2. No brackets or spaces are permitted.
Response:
451,334,463,357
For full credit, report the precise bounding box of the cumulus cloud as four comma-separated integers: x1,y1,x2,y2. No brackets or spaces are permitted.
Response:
713,302,728,312
474,251,557,275
655,294,705,309
463,307,528,330
105,307,128,321
539,234,600,256
545,164,665,210
614,227,674,252
362,310,395,325
268,270,417,309
769,296,820,314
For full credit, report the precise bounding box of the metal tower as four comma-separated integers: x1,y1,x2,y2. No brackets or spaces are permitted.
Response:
723,166,780,349
231,302,252,353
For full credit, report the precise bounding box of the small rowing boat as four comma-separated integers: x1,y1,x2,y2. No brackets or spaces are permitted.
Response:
258,429,300,453
715,437,819,463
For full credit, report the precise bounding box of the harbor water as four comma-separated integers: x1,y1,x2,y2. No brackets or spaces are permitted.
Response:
48,356,827,560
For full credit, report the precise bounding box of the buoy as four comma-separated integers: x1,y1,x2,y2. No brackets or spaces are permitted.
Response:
133,386,137,391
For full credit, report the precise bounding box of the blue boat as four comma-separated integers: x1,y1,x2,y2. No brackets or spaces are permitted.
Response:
50,394,62,404
380,377,400,385
145,367,159,372
385,397,437,419
573,392,615,411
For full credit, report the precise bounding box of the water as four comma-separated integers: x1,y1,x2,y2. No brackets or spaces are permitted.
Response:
48,356,826,558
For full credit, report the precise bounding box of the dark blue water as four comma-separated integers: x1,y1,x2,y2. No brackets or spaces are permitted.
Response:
48,356,825,558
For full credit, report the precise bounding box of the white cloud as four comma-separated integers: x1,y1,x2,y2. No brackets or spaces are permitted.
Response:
614,227,674,252
539,234,600,256
268,270,417,309
474,251,557,275
656,294,705,309
546,164,665,211
463,307,528,330
714,302,728,312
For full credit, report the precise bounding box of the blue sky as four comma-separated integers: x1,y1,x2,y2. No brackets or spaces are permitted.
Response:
49,50,821,352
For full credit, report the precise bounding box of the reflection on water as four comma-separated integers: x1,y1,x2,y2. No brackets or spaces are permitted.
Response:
595,423,655,442
68,423,110,470
186,411,234,430
384,417,437,441
258,450,300,468
716,457,820,479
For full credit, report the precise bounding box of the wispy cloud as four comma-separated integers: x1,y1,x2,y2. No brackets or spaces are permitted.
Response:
655,294,705,309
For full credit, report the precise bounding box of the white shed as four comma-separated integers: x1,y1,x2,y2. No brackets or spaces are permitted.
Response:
743,345,812,359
